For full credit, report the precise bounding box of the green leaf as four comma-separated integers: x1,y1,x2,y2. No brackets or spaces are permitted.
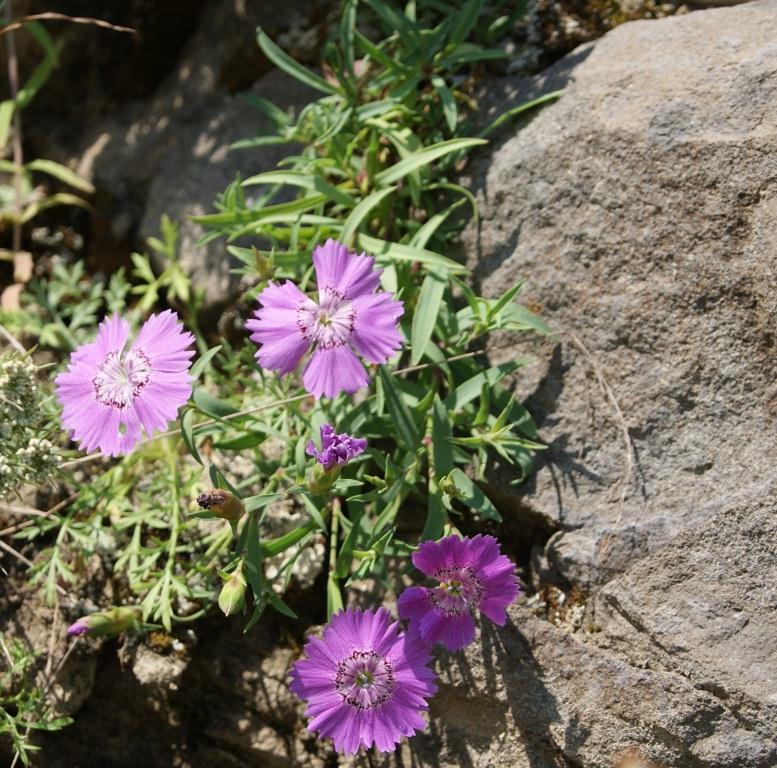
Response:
299,492,328,533
374,138,486,186
242,170,355,207
411,272,446,364
448,0,483,45
431,395,454,475
421,488,446,541
257,28,339,94
357,234,465,273
327,574,343,617
354,30,410,73
479,90,564,139
339,186,396,245
193,388,238,418
431,75,457,133
190,345,222,381
363,0,419,43
447,468,501,521
231,135,290,150
240,93,291,127
192,193,329,228
180,408,202,465
340,0,357,73
410,199,464,249
268,591,298,619
437,43,507,68
25,159,94,193
0,100,14,149
244,493,283,514
215,433,265,450
445,361,524,410
378,368,419,449
501,302,553,335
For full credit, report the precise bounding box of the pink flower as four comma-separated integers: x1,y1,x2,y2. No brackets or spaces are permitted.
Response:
289,607,437,754
246,239,404,399
398,535,520,651
55,311,194,457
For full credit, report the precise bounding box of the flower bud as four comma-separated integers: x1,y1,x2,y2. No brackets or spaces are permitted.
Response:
67,606,140,638
196,489,245,523
218,566,247,617
307,463,341,495
253,246,275,282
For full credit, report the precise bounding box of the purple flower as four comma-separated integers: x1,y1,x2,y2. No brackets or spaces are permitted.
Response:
289,607,437,755
246,239,404,399
398,535,520,651
55,311,194,457
67,619,90,637
306,424,367,470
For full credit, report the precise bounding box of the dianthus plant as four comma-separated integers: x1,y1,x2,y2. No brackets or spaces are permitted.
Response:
8,0,554,758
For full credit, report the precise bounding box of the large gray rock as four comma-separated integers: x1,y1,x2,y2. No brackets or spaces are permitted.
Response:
469,0,777,589
410,1,777,765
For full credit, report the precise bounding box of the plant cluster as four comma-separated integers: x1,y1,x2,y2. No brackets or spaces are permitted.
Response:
1,0,557,760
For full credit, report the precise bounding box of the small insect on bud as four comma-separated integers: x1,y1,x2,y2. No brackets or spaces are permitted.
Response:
196,489,246,523
67,606,140,638
218,566,247,618
438,472,462,499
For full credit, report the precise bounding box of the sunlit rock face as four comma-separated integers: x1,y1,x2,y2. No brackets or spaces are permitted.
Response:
402,1,777,766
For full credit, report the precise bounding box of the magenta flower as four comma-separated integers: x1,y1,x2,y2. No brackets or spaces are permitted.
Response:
289,607,437,755
398,535,520,651
246,239,404,399
67,619,90,637
55,311,194,457
306,424,367,470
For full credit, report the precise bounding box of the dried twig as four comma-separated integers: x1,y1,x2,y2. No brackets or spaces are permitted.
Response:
0,501,56,519
5,0,23,255
0,535,34,567
0,321,26,353
0,12,138,39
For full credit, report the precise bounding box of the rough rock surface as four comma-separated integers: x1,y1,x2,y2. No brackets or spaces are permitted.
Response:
25,0,323,308
433,0,777,765
471,0,777,587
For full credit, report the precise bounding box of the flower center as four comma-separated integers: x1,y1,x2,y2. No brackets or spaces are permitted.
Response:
429,566,482,616
334,649,394,710
297,290,356,349
93,349,151,409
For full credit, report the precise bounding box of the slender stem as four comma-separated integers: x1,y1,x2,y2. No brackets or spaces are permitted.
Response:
5,0,23,254
328,496,341,577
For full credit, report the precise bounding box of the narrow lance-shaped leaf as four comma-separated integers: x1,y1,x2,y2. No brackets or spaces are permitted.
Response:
378,368,420,449
257,28,339,95
411,272,446,365
374,138,487,186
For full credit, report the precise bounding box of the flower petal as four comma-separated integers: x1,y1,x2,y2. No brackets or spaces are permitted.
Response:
419,610,476,651
303,344,369,399
313,239,382,299
349,292,404,364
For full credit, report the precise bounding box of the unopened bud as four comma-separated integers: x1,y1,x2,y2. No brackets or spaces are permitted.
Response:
67,606,140,638
197,489,245,523
253,246,275,282
218,566,247,617
307,463,341,495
